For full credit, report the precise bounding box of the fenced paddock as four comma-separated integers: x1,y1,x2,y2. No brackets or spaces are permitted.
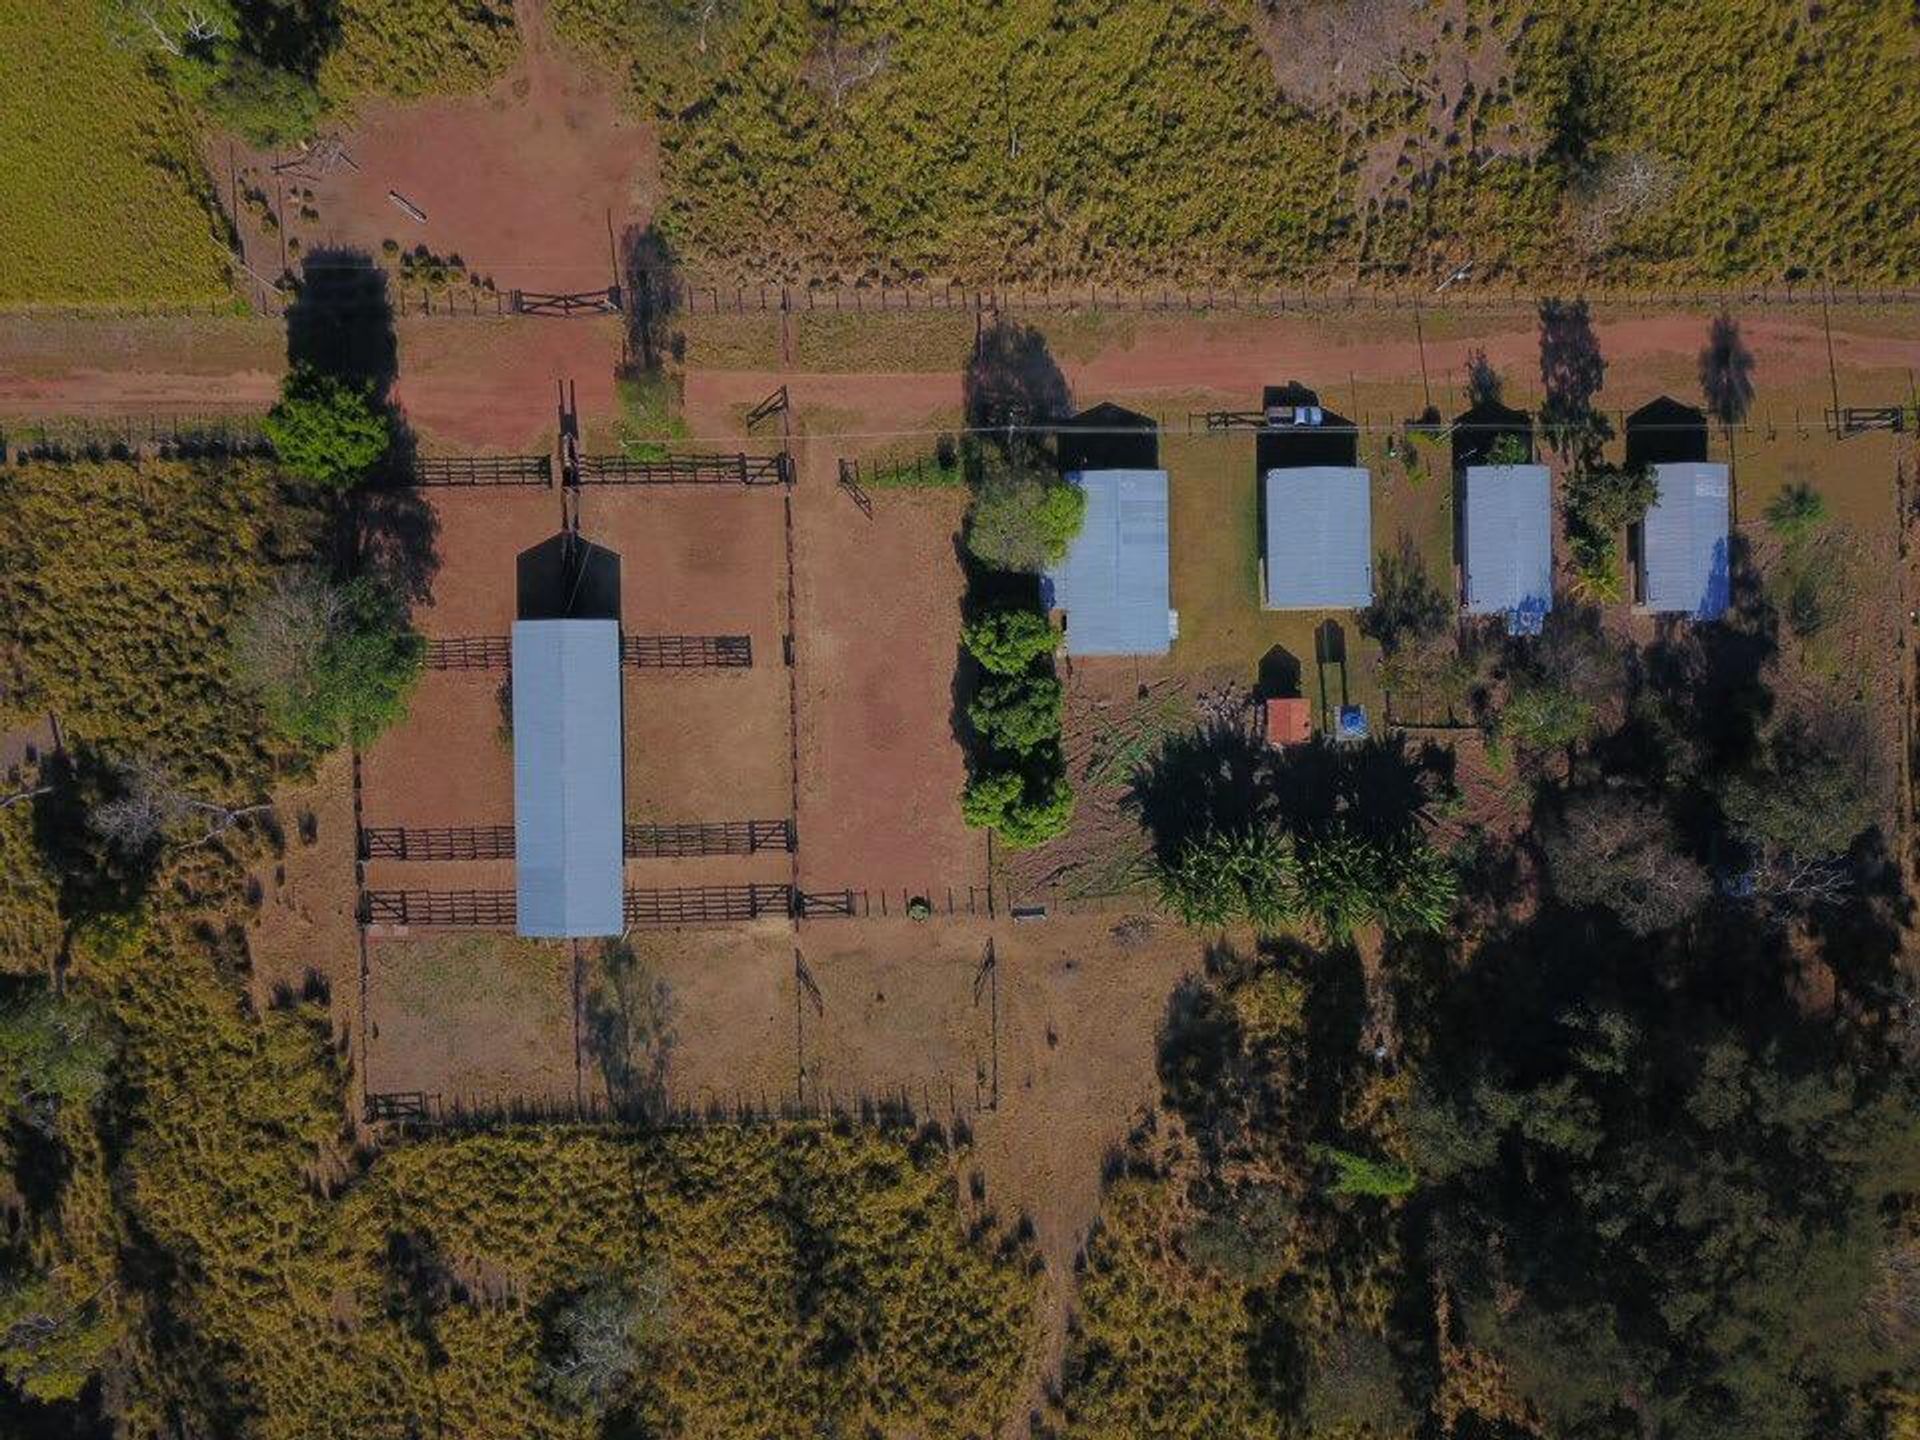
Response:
576,452,791,486
363,889,517,927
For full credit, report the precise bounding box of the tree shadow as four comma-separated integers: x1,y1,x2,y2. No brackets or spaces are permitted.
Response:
619,223,683,373
1537,297,1609,458
1698,312,1756,428
31,747,159,934
1463,348,1503,408
291,249,439,602
584,940,676,1121
965,319,1072,439
1127,724,1273,861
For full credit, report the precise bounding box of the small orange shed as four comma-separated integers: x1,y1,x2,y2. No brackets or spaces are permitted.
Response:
1265,697,1312,748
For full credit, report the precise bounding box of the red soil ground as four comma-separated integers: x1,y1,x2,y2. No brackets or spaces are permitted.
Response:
268,7,652,293
360,673,512,830
411,484,564,633
789,449,988,897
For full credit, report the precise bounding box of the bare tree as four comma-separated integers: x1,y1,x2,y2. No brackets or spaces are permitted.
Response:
540,1271,669,1417
111,0,225,57
1260,0,1432,112
235,568,346,698
1572,150,1681,256
89,759,270,854
1540,786,1709,936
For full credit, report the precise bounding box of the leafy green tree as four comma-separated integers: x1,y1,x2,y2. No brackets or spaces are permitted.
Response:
962,605,1057,675
964,450,1086,573
0,991,111,1134
1154,826,1297,929
1720,709,1881,859
1485,431,1533,466
264,365,392,490
967,673,1063,755
236,570,424,749
1293,826,1456,940
964,764,1073,849
1565,461,1656,535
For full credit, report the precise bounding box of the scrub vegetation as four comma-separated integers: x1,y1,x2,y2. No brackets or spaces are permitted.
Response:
554,0,1920,286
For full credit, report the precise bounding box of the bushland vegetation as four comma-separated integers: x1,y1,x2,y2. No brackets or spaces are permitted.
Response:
553,0,1920,287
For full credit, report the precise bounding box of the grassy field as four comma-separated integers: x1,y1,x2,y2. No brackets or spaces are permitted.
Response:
557,0,1920,288
0,0,233,307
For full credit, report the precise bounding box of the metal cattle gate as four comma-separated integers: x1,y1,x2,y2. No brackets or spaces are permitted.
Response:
795,889,858,919
624,885,795,927
575,452,792,486
625,819,795,858
622,634,753,669
408,454,552,487
365,1091,434,1123
360,825,515,861
426,636,511,670
1827,405,1908,437
362,890,516,927
511,286,622,316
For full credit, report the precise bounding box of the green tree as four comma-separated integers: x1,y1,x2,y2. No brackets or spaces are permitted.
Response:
964,763,1073,849
964,450,1086,573
967,673,1063,755
1720,709,1881,859
0,991,111,1133
1565,461,1656,535
1294,826,1456,940
236,571,424,749
264,365,392,490
962,605,1057,675
1309,1143,1417,1199
1155,826,1297,930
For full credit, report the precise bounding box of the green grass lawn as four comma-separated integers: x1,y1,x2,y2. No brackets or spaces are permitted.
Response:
0,0,232,307
1165,432,1403,733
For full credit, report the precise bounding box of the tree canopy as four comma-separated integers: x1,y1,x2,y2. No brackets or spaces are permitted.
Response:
264,365,392,490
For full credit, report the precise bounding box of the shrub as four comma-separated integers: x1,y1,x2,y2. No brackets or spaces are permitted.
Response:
1765,483,1827,545
1485,432,1532,466
1293,825,1457,939
962,605,1057,675
264,366,393,490
540,1272,668,1417
1155,826,1298,930
1309,1143,1417,1199
964,763,1073,849
1360,538,1452,654
1500,677,1595,753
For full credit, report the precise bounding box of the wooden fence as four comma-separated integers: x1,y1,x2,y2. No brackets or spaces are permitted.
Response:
622,633,753,669
362,889,516,927
407,453,552,487
624,885,795,927
425,636,511,671
624,819,794,858
575,452,790,486
359,825,515,861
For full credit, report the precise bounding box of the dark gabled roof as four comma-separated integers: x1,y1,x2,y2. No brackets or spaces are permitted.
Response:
1057,402,1159,472
1624,395,1709,467
1256,388,1360,469
1451,399,1533,470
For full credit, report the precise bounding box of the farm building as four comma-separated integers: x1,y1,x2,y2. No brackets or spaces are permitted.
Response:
1636,462,1731,619
511,618,625,937
1462,464,1554,634
1625,395,1710,468
1261,465,1373,609
1046,466,1174,656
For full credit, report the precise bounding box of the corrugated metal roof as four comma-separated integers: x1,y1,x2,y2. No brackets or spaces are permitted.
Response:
1640,462,1730,619
1263,466,1373,608
1047,469,1172,656
512,619,625,937
1463,464,1554,631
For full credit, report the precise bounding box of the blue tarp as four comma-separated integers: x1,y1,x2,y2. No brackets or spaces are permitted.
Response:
1047,469,1172,656
1640,462,1730,620
512,619,625,937
1263,466,1373,608
1463,464,1554,633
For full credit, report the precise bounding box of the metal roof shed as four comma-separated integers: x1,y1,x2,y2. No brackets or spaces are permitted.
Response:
512,619,625,937
1639,462,1730,619
1046,469,1172,656
1263,466,1373,609
1463,464,1554,633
